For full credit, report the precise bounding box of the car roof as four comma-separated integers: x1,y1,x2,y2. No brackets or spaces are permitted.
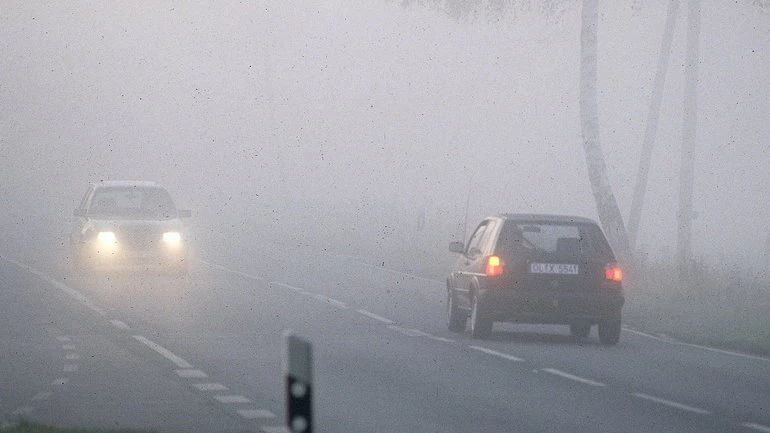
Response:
92,180,161,189
495,213,598,225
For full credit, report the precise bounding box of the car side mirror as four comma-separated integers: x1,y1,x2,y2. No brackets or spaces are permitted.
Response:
73,209,86,217
178,209,192,218
449,241,465,254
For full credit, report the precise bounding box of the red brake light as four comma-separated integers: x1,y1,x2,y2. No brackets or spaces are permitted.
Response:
485,256,504,277
605,265,623,282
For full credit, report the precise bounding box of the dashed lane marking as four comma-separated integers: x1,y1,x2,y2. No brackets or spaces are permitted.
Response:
261,427,291,433
192,383,228,391
133,336,193,369
62,344,76,351
62,364,78,373
31,391,53,401
56,336,71,342
386,325,425,337
742,423,770,433
632,393,710,415
110,319,131,330
470,345,524,362
270,282,303,292
356,309,394,325
237,409,277,419
65,353,80,360
542,368,606,387
309,293,348,309
175,369,208,378
51,378,69,386
200,260,264,281
214,395,252,404
425,335,455,343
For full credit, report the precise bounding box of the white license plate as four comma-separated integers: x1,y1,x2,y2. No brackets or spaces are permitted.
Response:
529,263,579,275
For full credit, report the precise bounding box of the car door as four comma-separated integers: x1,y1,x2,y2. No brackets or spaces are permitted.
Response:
452,220,490,309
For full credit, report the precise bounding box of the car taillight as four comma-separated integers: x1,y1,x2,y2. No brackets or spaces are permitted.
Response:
485,256,504,277
605,265,623,282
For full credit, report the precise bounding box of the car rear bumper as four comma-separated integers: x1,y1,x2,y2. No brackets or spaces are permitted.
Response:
478,288,624,324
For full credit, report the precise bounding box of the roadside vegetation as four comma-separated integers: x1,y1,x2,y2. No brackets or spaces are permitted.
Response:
0,420,156,433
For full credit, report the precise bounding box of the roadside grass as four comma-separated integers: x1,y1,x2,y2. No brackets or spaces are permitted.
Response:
0,420,157,433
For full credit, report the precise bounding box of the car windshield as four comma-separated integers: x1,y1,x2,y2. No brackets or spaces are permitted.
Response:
89,187,177,219
499,221,611,258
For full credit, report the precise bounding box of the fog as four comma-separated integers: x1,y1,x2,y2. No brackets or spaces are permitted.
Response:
1,0,769,269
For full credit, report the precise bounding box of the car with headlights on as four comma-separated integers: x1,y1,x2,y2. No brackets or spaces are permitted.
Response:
446,214,624,344
69,181,191,276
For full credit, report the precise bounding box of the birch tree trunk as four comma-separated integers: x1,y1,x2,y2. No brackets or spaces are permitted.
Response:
628,0,679,249
580,0,631,263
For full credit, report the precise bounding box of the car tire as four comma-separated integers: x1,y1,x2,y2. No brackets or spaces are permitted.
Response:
447,290,467,332
598,318,621,345
570,323,591,339
470,292,492,339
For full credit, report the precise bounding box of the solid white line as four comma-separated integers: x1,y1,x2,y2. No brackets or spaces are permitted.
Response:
175,369,208,378
470,345,524,362
200,260,264,281
133,335,193,369
743,422,770,433
3,258,106,316
542,368,606,387
62,344,76,351
31,391,53,401
65,353,80,360
356,309,395,324
193,383,228,391
62,364,78,372
270,281,303,292
110,319,131,330
633,393,710,415
51,377,69,386
237,409,276,419
623,327,770,363
214,395,252,404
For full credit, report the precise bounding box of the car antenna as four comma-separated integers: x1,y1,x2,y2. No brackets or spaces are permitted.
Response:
461,175,472,242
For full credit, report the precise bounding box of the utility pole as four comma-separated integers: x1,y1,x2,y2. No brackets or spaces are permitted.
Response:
678,0,701,280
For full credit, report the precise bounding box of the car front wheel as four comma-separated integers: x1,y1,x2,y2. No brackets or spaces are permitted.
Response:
470,292,492,339
598,318,621,345
447,290,467,332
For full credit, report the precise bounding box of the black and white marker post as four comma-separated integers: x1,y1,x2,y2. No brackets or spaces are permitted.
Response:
284,331,313,433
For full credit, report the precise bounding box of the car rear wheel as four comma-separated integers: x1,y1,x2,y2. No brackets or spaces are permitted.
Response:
470,292,492,339
447,290,467,332
598,318,621,345
570,323,591,339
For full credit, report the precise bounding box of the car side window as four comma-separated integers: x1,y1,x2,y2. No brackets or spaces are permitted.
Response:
479,220,498,254
466,223,488,256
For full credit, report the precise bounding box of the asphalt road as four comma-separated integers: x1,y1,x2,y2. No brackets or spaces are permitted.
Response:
2,240,769,433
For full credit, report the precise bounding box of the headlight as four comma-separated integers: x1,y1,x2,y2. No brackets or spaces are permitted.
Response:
97,231,116,244
163,232,181,243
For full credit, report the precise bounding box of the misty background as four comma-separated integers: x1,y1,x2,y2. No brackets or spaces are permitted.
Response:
1,0,768,272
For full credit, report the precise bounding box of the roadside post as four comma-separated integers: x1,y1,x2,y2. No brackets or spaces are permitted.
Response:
284,331,313,433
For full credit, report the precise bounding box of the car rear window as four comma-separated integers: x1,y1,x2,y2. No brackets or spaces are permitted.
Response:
496,220,613,259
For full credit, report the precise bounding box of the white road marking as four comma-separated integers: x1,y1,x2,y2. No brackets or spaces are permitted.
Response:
31,391,53,401
386,325,425,337
51,377,69,386
310,293,348,309
133,335,193,369
62,364,78,372
62,344,76,351
237,409,276,419
742,422,770,433
623,327,770,363
175,369,208,378
470,345,524,362
261,427,291,433
270,282,303,292
632,393,710,415
66,353,80,360
356,309,394,324
426,335,455,343
56,336,71,342
3,258,106,316
542,368,606,387
193,383,228,391
110,319,131,330
200,260,264,281
317,251,442,286
214,395,252,404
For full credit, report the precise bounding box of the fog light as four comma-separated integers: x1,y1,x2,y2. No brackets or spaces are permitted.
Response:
163,232,181,243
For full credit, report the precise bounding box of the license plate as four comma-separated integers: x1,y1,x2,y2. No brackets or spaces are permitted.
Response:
529,263,579,275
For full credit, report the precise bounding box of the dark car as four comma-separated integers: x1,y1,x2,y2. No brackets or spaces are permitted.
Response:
69,181,191,276
446,214,624,344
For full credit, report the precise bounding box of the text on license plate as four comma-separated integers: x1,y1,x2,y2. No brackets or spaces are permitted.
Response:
529,263,579,275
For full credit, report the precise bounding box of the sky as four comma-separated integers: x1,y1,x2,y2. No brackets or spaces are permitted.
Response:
1,0,768,268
